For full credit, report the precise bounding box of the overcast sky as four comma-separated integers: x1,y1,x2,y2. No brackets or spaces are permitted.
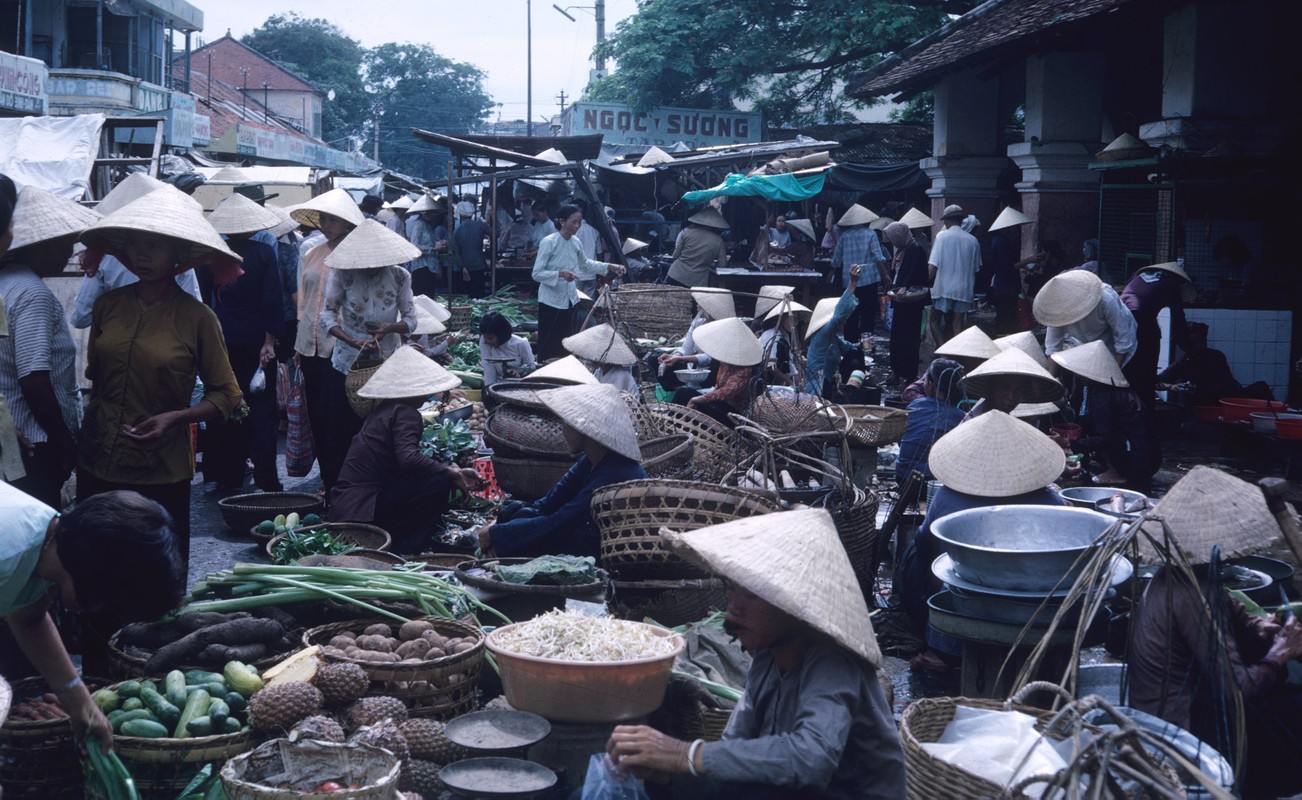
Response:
199,0,639,125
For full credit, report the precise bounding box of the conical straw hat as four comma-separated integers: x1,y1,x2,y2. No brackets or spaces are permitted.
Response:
622,237,649,255
291,188,365,230
694,316,762,366
563,323,637,366
995,330,1052,371
538,383,641,461
324,220,421,270
785,218,816,242
1139,465,1279,564
209,165,250,183
1033,270,1103,327
900,207,933,229
207,192,283,235
988,207,1031,232
806,296,843,338
688,207,728,229
636,146,674,168
409,194,445,214
838,204,878,227
691,288,735,321
935,325,1000,361
357,345,461,399
930,410,1066,497
763,299,811,322
1050,340,1129,387
755,285,795,318
962,348,1063,403
524,355,598,385
8,185,101,250
80,184,242,272
266,205,300,239
534,148,568,165
1139,262,1196,303
661,509,882,667
95,172,171,217
414,295,451,323
410,301,447,335
1012,401,1060,419
390,195,414,210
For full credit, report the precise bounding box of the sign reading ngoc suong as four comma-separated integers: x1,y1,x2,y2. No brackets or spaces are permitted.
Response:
563,102,762,149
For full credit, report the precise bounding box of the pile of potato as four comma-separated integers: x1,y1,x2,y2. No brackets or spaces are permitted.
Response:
322,621,478,665
467,402,488,434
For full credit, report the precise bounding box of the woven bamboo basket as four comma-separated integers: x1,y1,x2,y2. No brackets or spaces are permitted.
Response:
609,577,728,627
822,487,881,597
217,491,325,533
484,380,565,410
622,391,662,440
609,285,697,342
483,404,571,457
747,389,837,436
639,434,694,479
832,404,910,447
303,617,484,720
265,522,393,559
0,676,111,799
106,629,296,680
675,698,733,742
345,354,387,418
491,454,576,501
221,741,401,800
408,552,474,571
592,479,780,579
646,403,742,482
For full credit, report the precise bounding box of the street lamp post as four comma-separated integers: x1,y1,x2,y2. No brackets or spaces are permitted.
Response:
527,0,533,138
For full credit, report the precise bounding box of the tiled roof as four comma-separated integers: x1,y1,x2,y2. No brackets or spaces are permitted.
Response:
768,123,932,164
186,66,321,146
188,36,321,95
848,0,1148,98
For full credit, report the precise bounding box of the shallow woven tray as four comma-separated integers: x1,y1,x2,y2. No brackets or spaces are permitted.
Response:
454,557,608,597
409,552,476,571
592,479,780,579
265,522,393,559
492,454,575,501
217,492,325,533
484,380,566,410
483,405,571,457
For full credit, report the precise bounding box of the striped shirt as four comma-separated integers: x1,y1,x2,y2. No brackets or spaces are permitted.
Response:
0,264,82,443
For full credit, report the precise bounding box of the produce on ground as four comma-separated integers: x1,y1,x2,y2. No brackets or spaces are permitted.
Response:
493,554,598,586
491,610,679,662
270,528,357,565
98,661,258,739
255,512,324,539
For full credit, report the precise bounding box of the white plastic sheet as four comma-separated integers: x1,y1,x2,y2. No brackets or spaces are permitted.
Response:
0,114,105,199
920,706,1075,799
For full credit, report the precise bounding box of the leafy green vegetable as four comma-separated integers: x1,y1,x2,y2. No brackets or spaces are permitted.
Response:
271,528,357,565
495,555,598,586
421,418,476,464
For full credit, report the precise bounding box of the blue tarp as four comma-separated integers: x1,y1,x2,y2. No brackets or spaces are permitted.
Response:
681,172,827,204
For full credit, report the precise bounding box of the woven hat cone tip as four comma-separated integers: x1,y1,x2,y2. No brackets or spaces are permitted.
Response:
755,285,795,318
563,323,637,366
806,296,845,339
930,410,1066,497
1012,401,1060,419
265,205,300,239
207,192,284,235
963,348,1063,403
622,237,649,255
410,194,445,214
785,218,816,242
995,330,1052,371
636,146,674,167
538,383,641,461
660,509,882,667
1139,465,1280,564
291,188,365,230
414,295,451,323
1033,270,1104,327
900,207,933,229
8,185,101,251
357,346,460,399
989,207,1032,232
1140,261,1196,303
694,316,762,366
763,299,812,322
524,355,598,385
324,219,421,270
95,172,173,217
691,288,735,321
688,207,729,229
81,184,241,268
1051,340,1129,387
410,301,447,335
837,204,878,227
208,165,250,183
934,325,1001,361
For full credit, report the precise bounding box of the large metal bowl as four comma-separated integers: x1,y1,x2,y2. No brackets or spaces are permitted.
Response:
930,505,1118,592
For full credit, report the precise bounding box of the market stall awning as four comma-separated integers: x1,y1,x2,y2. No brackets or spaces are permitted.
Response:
680,171,827,204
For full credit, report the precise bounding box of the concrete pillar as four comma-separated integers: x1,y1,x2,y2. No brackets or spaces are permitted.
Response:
922,70,1005,238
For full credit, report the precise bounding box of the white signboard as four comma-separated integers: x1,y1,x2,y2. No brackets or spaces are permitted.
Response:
563,101,762,149
0,51,48,114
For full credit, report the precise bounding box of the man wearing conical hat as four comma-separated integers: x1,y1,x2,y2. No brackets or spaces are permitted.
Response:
830,204,889,341
607,509,906,797
927,203,982,345
1034,269,1137,368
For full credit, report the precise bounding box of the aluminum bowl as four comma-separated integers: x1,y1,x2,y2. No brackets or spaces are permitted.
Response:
929,504,1118,592
1057,486,1146,510
674,368,710,387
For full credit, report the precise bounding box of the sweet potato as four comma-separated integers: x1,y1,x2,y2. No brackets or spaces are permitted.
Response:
144,618,284,673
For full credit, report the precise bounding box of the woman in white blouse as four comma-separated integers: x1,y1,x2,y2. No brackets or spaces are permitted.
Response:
479,311,536,387
532,203,624,360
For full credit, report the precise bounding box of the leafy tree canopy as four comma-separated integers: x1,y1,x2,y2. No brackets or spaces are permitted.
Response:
587,0,975,127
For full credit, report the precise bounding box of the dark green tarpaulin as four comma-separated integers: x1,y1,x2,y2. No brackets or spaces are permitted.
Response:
681,172,827,204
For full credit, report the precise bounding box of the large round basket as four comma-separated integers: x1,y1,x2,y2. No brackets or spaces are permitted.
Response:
747,389,836,435
609,578,728,628
303,616,485,720
832,404,910,447
264,522,392,559
483,404,571,457
0,676,111,799
823,487,881,597
492,454,576,501
217,492,325,533
345,354,387,418
106,629,297,680
646,403,742,482
447,303,473,331
591,479,780,579
608,285,697,342
484,380,566,410
221,740,401,800
639,434,694,479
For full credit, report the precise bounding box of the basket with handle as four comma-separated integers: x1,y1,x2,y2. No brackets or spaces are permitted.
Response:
0,676,112,799
829,404,910,447
483,404,571,457
638,434,694,479
646,402,742,482
344,353,386,418
607,284,697,342
608,577,729,628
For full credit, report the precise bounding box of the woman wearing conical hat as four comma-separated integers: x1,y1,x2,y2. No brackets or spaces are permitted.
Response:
665,206,728,288
653,288,734,392
1120,260,1195,410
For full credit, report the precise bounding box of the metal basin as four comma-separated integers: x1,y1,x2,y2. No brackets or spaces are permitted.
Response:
1057,486,1146,510
930,505,1118,592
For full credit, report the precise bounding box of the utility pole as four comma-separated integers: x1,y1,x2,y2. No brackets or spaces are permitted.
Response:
594,0,605,75
239,67,250,118
374,107,381,162
262,82,270,123
556,90,567,112
527,0,533,138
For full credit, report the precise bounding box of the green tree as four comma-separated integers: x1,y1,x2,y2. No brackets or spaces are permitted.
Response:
242,14,369,146
587,0,974,127
363,43,494,178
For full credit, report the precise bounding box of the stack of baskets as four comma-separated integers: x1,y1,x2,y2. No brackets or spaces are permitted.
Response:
607,285,696,344
645,403,742,482
1,676,110,798
483,380,575,500
591,479,780,626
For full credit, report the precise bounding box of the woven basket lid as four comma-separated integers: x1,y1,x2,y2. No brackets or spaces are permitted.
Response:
209,164,250,183
8,185,101,251
694,316,762,366
1138,262,1196,303
1033,270,1103,327
934,325,1001,361
785,218,816,242
1051,340,1129,387
410,301,447,335
930,410,1066,497
1139,465,1280,564
994,330,1052,371
763,298,811,322
637,146,674,167
358,345,461,399
324,220,420,269
95,172,171,217
207,192,283,235
988,207,1031,232
538,383,641,461
755,285,795,318
266,205,300,238
80,184,242,273
900,207,933,229
410,193,446,214
691,288,735,321
524,355,598,385
688,207,729,229
661,509,882,667
962,348,1063,403
291,188,365,230
563,323,637,366
414,295,451,323
837,204,878,227
1012,401,1060,419
390,195,415,210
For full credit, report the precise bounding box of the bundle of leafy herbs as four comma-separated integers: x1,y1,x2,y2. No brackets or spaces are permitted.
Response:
470,284,537,326
421,418,476,464
271,528,357,565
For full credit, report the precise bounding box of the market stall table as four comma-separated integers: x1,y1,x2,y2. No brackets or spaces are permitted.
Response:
715,267,823,306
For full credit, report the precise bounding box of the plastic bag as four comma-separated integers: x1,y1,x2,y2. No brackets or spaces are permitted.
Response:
249,366,267,394
581,753,649,800
284,363,315,477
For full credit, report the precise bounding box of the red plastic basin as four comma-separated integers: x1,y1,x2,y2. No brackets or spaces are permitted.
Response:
1277,417,1302,440
1219,398,1286,422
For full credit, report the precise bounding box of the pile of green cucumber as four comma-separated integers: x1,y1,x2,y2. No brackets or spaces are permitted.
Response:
94,662,263,739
